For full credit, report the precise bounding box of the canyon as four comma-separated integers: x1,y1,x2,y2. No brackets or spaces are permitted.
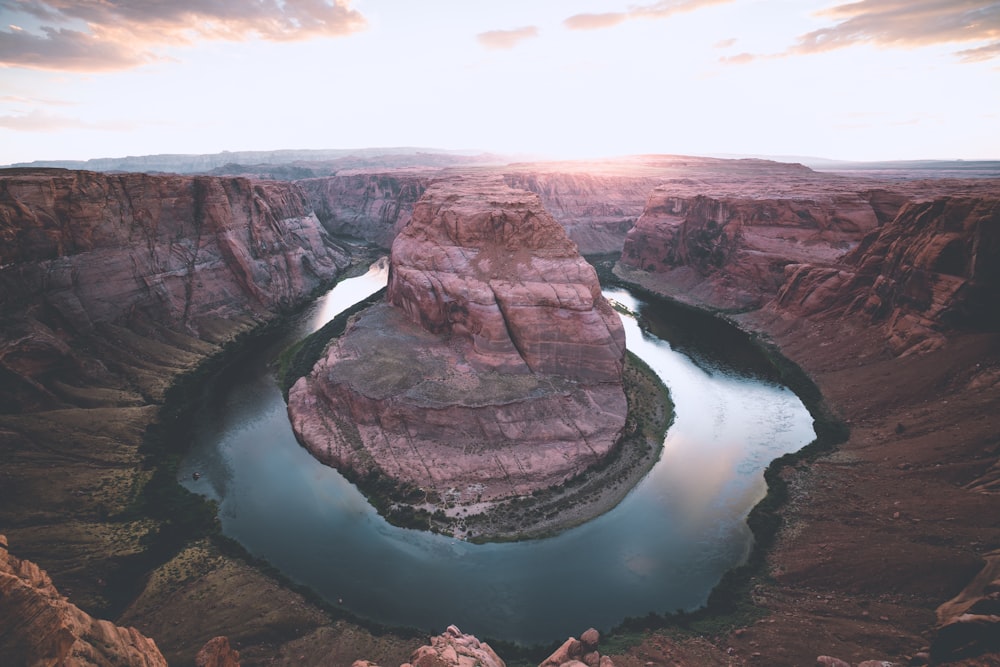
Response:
0,155,999,666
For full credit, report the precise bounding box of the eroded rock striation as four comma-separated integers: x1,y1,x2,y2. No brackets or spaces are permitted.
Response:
289,178,627,507
620,188,883,309
0,168,349,409
776,196,1000,355
297,173,431,247
0,534,168,667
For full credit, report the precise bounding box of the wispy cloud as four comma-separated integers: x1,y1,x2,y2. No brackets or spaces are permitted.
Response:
0,0,367,71
476,26,539,50
0,93,75,106
0,109,134,131
563,13,628,31
563,0,735,31
793,0,1000,59
718,52,756,65
957,40,1000,61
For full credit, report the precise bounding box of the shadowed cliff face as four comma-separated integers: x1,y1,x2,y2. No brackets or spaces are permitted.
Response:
620,189,882,309
0,169,350,411
776,196,1000,355
289,177,627,505
297,173,431,247
502,171,665,254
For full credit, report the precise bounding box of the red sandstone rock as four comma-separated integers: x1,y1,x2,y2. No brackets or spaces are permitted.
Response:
388,178,625,382
620,189,879,309
195,636,241,667
776,196,1000,355
297,173,431,247
0,169,349,410
0,534,168,666
0,169,348,333
406,625,505,667
289,177,627,505
502,171,665,254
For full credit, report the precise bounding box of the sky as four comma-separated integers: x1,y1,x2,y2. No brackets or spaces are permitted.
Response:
1,0,998,164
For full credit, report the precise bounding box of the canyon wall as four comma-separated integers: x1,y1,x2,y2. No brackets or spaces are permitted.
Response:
297,173,431,246
289,177,627,506
0,168,352,646
296,167,668,254
502,171,665,254
619,187,884,310
0,168,350,410
775,196,1000,354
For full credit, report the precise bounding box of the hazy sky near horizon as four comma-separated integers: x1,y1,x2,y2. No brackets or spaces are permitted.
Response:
1,0,998,164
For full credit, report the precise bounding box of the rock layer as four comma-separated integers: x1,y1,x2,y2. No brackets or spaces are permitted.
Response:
621,189,881,309
387,179,625,381
0,168,349,410
289,178,627,505
297,173,431,247
776,196,1000,355
0,534,168,667
0,169,346,332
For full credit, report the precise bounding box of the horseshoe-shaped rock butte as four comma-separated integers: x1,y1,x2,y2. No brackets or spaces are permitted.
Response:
287,177,628,506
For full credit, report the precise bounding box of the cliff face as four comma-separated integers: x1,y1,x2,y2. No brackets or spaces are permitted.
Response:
0,169,349,410
0,534,168,667
776,196,1000,354
387,179,626,381
297,170,662,254
1,169,346,330
289,178,627,506
619,189,881,309
296,173,431,247
502,172,664,254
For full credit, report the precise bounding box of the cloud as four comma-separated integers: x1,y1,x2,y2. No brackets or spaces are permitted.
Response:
956,40,1000,62
0,109,134,131
0,93,74,106
564,0,736,31
714,37,737,49
563,13,628,31
0,0,367,71
476,26,539,50
718,52,756,65
793,0,1000,59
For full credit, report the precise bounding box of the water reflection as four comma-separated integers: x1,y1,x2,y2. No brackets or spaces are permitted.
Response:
179,272,814,644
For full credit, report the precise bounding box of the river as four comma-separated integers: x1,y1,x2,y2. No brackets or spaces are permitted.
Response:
178,260,814,644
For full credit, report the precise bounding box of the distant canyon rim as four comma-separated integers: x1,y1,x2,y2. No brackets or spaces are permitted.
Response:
0,151,998,666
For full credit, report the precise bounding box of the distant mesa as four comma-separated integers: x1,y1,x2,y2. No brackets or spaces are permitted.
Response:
287,177,628,513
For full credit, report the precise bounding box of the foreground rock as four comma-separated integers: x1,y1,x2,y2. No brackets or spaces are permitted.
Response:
289,177,626,515
353,625,619,667
0,533,168,666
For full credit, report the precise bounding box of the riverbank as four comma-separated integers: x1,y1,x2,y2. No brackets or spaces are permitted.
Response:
451,351,673,542
281,295,673,542
603,265,1000,666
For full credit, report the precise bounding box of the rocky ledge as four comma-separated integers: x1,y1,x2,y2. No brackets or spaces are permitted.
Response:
288,177,628,523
